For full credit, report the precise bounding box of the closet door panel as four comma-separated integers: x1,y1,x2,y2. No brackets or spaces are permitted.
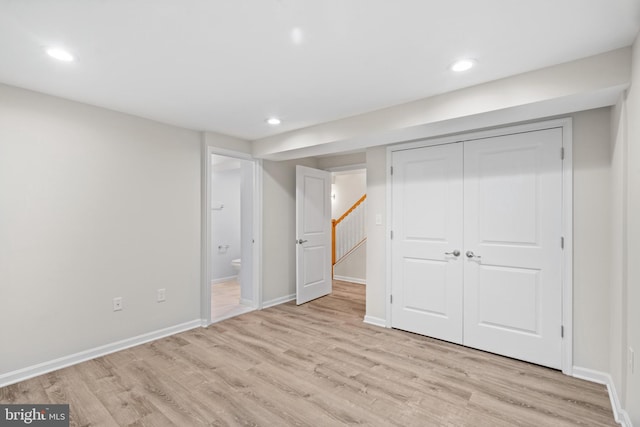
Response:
391,143,464,344
463,129,563,369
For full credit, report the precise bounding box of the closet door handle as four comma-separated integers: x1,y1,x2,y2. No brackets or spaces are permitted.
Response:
297,239,308,244
444,250,460,257
466,250,481,260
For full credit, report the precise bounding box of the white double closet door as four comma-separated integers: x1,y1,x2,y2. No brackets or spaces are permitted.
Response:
391,128,563,369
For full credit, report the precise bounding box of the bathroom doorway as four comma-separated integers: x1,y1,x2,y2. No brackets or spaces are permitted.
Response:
207,152,259,323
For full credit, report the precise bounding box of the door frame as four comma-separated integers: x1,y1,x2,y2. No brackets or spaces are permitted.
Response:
385,118,573,375
201,145,263,325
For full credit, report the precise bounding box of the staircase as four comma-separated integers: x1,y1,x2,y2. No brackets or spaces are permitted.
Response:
332,194,367,270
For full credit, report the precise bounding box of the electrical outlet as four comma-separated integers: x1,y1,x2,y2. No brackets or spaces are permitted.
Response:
630,347,635,374
113,297,123,311
157,288,166,302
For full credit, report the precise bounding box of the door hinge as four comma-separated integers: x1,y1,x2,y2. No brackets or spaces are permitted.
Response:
390,230,394,240
561,147,565,160
390,294,393,304
390,166,394,175
561,325,564,338
561,236,564,249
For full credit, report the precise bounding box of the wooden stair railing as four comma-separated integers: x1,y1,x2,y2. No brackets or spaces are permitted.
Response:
332,194,367,266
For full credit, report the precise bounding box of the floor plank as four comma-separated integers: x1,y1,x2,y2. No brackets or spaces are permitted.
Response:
0,280,617,426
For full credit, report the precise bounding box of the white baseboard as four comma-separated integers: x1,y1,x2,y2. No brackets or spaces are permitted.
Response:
0,319,202,388
333,275,366,285
262,293,296,309
211,275,237,285
240,298,253,307
363,315,387,328
210,307,255,324
572,366,632,427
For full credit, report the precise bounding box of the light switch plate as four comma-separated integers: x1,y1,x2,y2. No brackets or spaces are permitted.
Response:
375,214,382,225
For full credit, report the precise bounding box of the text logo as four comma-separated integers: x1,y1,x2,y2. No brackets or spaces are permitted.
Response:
0,405,69,426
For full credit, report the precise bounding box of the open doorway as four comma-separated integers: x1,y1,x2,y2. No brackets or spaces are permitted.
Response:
209,153,257,322
331,168,367,285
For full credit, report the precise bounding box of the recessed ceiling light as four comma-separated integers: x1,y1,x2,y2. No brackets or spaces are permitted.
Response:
45,47,75,62
291,27,304,45
451,59,475,72
266,117,281,125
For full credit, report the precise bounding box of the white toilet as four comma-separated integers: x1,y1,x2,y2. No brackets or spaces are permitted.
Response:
231,259,241,283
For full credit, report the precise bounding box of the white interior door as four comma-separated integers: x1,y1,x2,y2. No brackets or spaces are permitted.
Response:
391,144,464,344
463,129,563,368
296,165,332,305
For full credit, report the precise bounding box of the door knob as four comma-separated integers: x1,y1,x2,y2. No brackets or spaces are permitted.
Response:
297,239,308,244
445,250,460,257
466,250,481,259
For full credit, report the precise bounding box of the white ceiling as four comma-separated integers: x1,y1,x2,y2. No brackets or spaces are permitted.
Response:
0,0,638,141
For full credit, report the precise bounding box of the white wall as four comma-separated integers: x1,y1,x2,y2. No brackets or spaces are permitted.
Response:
625,36,640,427
331,171,366,219
317,152,366,170
572,108,612,372
610,91,628,419
365,146,387,323
0,83,201,376
364,109,614,374
261,157,318,303
333,242,366,284
607,33,640,426
210,167,241,280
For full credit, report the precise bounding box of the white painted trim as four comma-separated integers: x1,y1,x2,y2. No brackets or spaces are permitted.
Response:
207,146,255,160
388,118,573,152
201,139,212,326
561,118,574,376
254,159,264,310
262,294,296,309
240,298,253,307
364,315,387,328
386,118,574,373
210,275,237,285
620,407,633,427
572,367,631,427
210,307,255,324
385,145,393,328
325,163,367,172
333,275,366,285
0,320,202,388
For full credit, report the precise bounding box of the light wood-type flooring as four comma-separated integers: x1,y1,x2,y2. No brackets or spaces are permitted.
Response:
211,279,253,322
1,281,616,426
